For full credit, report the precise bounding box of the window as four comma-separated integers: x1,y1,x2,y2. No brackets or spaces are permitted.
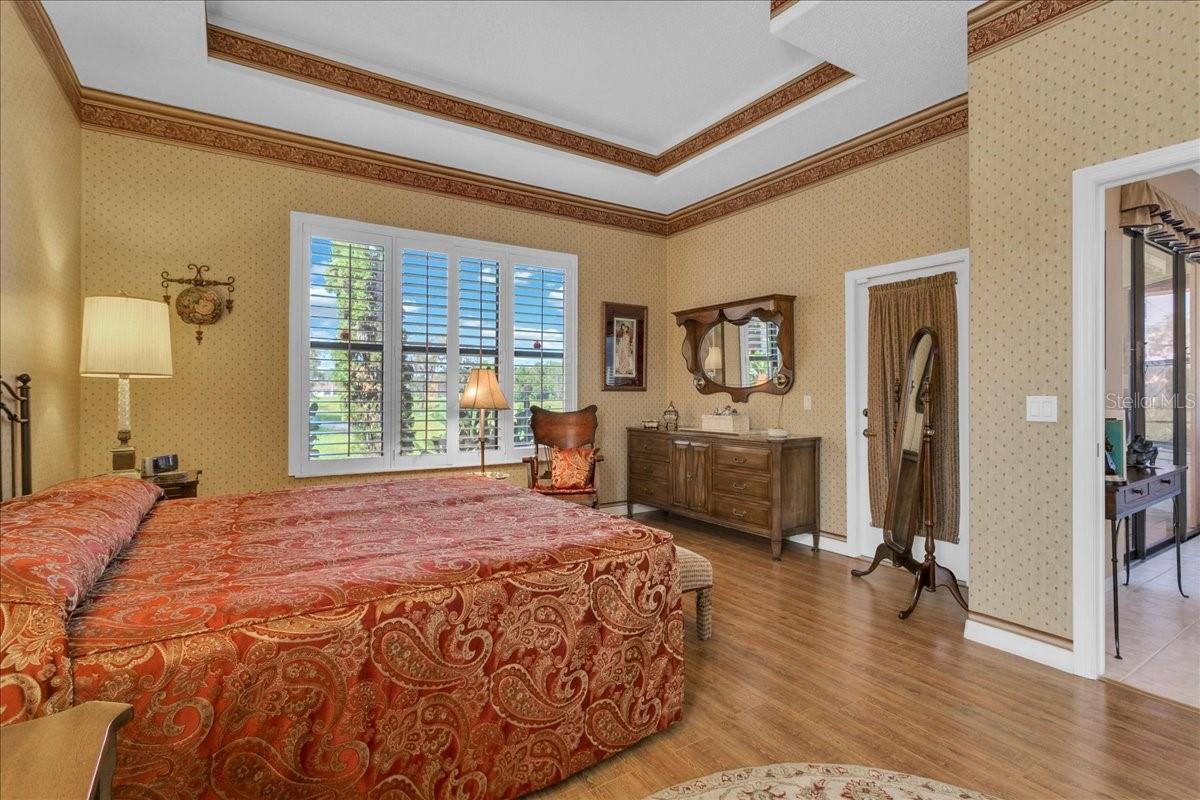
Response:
289,213,577,477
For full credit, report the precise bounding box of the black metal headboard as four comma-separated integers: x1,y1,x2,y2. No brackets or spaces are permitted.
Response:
0,374,31,498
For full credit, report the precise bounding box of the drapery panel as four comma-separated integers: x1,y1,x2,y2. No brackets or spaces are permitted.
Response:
866,271,960,543
1120,181,1200,261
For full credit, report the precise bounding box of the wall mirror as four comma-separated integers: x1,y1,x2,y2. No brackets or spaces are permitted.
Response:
674,294,795,403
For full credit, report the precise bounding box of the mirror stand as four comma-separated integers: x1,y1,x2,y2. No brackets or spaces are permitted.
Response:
851,330,967,619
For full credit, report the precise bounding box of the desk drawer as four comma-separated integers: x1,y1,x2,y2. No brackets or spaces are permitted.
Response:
713,443,770,473
629,434,670,462
1149,471,1180,501
712,495,771,531
629,457,670,482
711,469,771,501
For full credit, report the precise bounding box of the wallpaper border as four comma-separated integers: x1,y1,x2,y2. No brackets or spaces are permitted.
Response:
207,24,852,176
967,0,1108,62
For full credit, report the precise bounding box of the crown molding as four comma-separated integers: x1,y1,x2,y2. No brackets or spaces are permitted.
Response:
967,0,1107,62
667,93,968,234
11,0,81,114
770,0,800,18
77,88,672,236
16,0,968,237
206,24,851,175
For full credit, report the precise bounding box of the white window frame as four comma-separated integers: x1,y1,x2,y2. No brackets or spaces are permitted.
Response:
288,212,577,477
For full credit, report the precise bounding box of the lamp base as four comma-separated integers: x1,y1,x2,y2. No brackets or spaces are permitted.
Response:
111,445,137,473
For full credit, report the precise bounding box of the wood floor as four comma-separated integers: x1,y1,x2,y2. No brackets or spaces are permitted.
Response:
533,512,1200,800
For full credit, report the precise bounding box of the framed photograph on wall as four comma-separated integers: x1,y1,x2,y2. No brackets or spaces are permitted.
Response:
603,302,647,391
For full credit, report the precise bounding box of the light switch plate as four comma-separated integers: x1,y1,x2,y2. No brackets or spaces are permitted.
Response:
803,394,812,411
1026,395,1058,422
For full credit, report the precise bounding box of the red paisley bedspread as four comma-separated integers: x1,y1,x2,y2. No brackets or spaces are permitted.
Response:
43,477,682,799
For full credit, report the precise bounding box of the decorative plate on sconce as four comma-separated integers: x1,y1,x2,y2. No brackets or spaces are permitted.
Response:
162,264,236,344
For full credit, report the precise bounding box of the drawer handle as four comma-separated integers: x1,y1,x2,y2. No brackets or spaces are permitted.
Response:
686,473,693,480
733,457,747,464
733,482,748,490
1160,478,1173,485
1131,487,1145,496
731,509,746,519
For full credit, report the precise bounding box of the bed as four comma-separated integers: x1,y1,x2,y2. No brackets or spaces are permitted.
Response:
0,471,683,799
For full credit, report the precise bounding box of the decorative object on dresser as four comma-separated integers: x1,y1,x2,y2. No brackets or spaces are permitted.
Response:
524,405,604,507
0,374,31,500
79,296,174,476
0,700,133,800
852,328,967,618
701,405,749,433
1105,463,1189,659
459,367,509,476
146,469,202,499
675,545,713,640
602,302,647,391
674,294,794,402
161,263,236,344
627,427,820,559
663,401,679,431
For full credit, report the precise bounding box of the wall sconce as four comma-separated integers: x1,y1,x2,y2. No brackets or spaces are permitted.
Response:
161,263,236,344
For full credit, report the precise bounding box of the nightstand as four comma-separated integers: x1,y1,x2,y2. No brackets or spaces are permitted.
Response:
147,469,202,499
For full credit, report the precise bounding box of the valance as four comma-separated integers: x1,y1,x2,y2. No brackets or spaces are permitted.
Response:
1120,181,1200,261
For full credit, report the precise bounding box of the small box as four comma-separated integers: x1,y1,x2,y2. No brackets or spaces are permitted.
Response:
701,414,750,433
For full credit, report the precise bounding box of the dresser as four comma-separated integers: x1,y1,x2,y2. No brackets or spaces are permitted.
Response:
627,427,820,559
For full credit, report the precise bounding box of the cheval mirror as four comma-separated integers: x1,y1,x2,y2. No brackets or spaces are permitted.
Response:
851,328,967,618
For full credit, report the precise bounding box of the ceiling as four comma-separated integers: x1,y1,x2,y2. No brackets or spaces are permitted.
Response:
44,0,980,215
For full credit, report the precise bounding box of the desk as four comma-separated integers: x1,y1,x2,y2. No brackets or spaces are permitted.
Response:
1105,463,1189,659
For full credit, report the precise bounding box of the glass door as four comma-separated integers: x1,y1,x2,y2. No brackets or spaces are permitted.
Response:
1128,233,1191,558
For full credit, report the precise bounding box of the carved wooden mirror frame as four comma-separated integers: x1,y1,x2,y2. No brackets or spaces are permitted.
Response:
672,294,796,403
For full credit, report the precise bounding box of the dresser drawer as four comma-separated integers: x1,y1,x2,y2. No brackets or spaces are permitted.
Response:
629,478,671,507
711,469,771,501
711,495,771,531
629,457,670,482
629,433,671,462
713,443,770,472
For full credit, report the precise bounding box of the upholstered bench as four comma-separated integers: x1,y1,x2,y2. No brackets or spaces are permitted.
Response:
675,544,713,640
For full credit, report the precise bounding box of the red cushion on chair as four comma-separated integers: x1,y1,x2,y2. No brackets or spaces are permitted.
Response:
550,446,595,490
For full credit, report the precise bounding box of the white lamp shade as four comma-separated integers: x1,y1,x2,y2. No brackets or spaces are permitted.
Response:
80,296,174,377
459,367,508,410
703,344,723,371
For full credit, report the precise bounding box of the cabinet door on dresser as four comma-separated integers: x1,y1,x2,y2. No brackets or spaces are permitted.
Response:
671,440,711,513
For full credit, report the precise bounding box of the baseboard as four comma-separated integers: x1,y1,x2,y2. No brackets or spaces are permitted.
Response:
964,617,1074,674
787,531,853,556
598,501,656,516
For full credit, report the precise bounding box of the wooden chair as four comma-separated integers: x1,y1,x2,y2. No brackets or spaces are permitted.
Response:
0,701,133,800
523,404,603,508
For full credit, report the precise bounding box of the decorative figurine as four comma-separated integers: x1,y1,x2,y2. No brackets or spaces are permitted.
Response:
1126,434,1158,468
663,401,679,432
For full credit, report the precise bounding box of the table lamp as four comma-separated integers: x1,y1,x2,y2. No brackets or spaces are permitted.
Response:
459,367,508,476
80,295,173,475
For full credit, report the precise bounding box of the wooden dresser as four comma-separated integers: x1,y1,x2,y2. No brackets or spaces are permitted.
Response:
627,427,820,559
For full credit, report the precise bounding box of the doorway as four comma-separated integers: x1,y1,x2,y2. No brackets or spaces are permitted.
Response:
844,249,970,579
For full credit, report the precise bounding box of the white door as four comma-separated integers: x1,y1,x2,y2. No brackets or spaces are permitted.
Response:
848,252,970,580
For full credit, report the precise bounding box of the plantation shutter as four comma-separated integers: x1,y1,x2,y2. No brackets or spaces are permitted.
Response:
512,264,567,448
740,319,781,385
457,256,501,451
398,249,449,456
306,237,386,460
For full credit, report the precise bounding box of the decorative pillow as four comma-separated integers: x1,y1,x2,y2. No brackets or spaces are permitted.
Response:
0,475,162,612
550,446,595,490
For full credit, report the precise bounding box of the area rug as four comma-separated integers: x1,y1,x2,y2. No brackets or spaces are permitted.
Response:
644,763,1000,800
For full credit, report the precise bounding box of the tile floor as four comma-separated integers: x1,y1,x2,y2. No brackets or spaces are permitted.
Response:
1105,534,1200,707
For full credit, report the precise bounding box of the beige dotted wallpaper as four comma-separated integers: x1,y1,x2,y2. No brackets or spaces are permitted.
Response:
78,131,669,500
968,0,1200,637
663,136,970,540
0,1,81,493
